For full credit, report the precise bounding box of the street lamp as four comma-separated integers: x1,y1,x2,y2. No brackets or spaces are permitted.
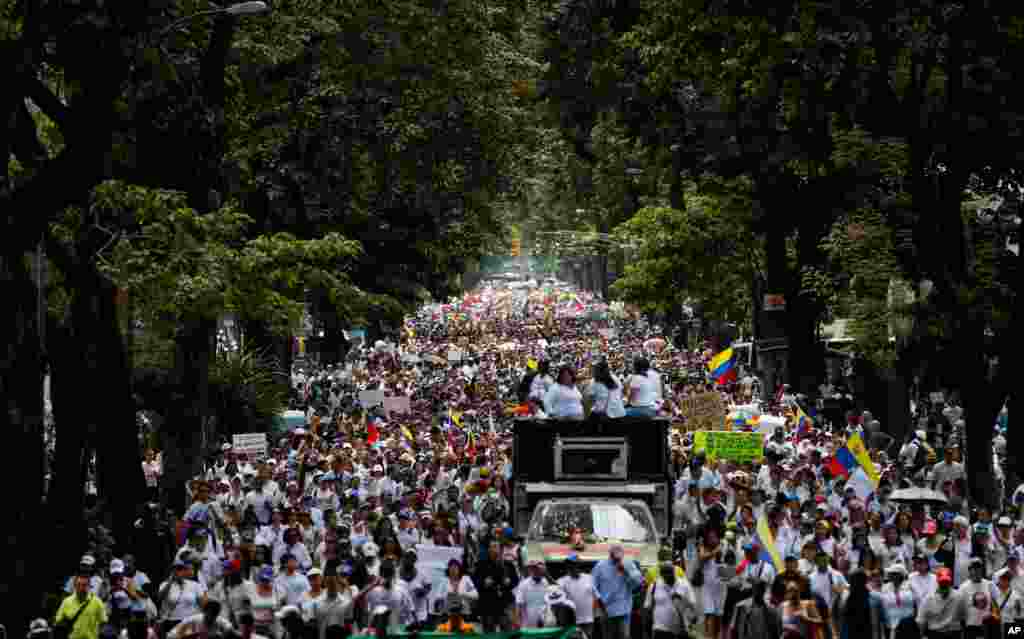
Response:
159,1,269,35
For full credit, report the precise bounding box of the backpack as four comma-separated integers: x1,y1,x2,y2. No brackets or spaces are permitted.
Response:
517,373,537,404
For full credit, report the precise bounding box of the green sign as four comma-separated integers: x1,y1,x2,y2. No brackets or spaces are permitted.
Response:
693,431,764,463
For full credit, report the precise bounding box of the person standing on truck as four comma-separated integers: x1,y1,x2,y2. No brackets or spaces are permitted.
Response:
592,545,644,639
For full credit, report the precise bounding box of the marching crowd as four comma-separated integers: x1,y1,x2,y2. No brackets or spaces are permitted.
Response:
37,280,1017,639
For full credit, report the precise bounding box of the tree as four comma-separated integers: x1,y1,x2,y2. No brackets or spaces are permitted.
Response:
611,190,757,329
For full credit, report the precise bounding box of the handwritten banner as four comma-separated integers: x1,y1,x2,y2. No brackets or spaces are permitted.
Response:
692,431,764,463
678,392,727,432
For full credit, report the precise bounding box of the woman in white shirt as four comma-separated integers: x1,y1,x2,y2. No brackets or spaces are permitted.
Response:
625,357,658,418
433,559,479,617
542,366,584,420
586,360,625,419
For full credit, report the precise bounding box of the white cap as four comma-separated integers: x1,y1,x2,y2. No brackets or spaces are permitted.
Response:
80,554,96,567
222,443,232,451
373,465,384,473
362,542,379,557
109,559,125,574
307,567,323,577
275,605,302,620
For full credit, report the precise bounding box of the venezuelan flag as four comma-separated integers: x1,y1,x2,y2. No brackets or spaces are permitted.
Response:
828,445,858,479
707,347,737,385
847,433,880,488
795,405,813,437
754,514,784,571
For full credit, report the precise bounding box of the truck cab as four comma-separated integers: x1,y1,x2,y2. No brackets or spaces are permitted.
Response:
511,417,673,576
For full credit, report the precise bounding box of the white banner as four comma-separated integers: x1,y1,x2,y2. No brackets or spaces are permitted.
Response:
414,544,465,615
233,433,267,458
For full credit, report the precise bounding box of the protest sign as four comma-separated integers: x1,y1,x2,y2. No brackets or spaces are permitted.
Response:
382,395,411,417
692,431,764,463
414,544,465,614
678,392,727,431
358,389,385,408
233,433,267,458
448,348,463,362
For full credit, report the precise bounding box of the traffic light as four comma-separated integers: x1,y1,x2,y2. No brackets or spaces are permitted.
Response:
511,238,520,256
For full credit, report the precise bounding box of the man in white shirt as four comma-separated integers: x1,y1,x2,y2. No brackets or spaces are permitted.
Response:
556,556,596,636
917,567,965,638
908,553,938,603
957,557,994,639
644,562,697,639
808,548,847,621
931,446,966,490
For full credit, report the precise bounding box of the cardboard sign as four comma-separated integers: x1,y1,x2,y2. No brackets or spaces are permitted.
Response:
358,389,385,408
678,392,727,431
693,431,764,463
233,433,267,458
382,395,411,417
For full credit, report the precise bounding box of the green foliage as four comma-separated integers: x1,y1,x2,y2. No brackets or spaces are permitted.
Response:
611,191,756,326
83,181,362,335
209,346,289,436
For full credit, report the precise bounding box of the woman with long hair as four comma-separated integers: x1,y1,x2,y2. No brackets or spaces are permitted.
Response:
586,359,625,418
542,365,584,420
625,357,658,418
697,524,727,639
838,570,885,639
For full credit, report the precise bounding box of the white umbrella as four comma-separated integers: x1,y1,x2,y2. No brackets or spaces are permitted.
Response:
889,487,949,507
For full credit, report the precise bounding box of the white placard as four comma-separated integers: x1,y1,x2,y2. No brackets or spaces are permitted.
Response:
382,395,411,417
358,389,386,408
929,392,945,403
447,349,463,362
233,433,267,458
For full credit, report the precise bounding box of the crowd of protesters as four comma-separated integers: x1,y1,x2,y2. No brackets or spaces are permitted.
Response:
34,278,1016,639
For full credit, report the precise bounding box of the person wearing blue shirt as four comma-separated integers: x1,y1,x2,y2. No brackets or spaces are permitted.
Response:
592,544,644,639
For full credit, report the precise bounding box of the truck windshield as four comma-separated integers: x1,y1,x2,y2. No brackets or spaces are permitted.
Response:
529,502,656,544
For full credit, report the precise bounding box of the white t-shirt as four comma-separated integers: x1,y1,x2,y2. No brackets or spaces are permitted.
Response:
587,377,625,418
626,373,658,408
515,578,550,628
645,579,697,634
159,579,207,622
557,574,596,624
543,383,584,419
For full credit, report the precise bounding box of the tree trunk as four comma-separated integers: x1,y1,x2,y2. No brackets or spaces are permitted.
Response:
161,317,216,515
0,250,48,629
46,316,90,571
81,269,146,550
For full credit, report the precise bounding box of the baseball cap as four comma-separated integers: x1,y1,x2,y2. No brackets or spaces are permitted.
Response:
998,516,1013,527
257,566,275,582
276,605,302,620
80,554,96,567
308,567,323,578
936,567,953,585
28,619,50,637
109,559,125,575
362,542,379,558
